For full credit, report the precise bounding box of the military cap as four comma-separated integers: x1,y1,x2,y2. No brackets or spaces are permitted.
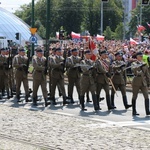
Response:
84,49,91,54
55,48,61,52
18,47,25,52
71,48,78,52
136,51,143,57
1,48,6,51
100,50,108,55
36,49,43,53
115,51,123,56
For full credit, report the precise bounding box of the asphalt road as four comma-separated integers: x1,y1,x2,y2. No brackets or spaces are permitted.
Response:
1,81,150,131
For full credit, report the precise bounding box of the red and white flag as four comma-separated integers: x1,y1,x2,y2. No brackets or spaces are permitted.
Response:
56,32,59,39
137,25,146,32
96,34,105,41
147,22,150,28
71,31,80,39
130,38,139,45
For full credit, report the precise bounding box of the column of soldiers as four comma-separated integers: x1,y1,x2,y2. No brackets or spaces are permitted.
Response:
0,44,150,116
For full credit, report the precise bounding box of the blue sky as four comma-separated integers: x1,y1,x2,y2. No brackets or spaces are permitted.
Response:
0,0,31,13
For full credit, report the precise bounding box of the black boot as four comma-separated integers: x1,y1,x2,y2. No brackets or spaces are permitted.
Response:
63,96,69,106
70,96,75,104
25,95,32,102
132,99,139,116
111,94,116,109
96,95,101,110
2,89,5,96
16,94,21,102
51,96,57,105
10,89,13,98
80,95,87,111
145,99,150,115
92,94,99,111
7,90,10,99
44,98,51,107
123,95,132,109
106,95,115,110
32,97,38,106
86,92,92,102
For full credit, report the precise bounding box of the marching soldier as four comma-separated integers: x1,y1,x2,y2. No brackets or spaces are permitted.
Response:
0,48,9,99
131,51,150,116
12,47,30,102
66,48,81,103
111,51,132,109
50,48,69,105
32,48,50,107
95,50,115,110
80,49,99,111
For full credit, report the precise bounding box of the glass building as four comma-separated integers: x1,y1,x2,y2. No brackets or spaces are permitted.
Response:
0,7,41,46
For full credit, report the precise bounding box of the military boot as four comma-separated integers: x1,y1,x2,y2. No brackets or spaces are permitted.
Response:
2,89,5,96
70,96,75,104
10,89,13,98
44,98,51,107
51,96,57,105
132,99,139,116
92,94,99,111
111,94,116,109
63,96,70,106
86,92,92,102
25,95,32,102
106,95,115,110
96,95,101,110
123,95,132,109
80,95,87,111
16,94,21,102
7,90,10,99
32,97,38,106
145,99,150,115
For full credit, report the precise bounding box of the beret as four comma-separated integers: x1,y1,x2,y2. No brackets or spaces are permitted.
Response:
71,48,78,52
136,51,143,57
115,51,123,56
84,49,91,54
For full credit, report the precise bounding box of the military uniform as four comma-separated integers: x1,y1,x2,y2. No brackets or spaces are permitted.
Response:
80,50,98,111
95,50,114,110
49,48,69,105
32,49,50,107
13,48,30,102
131,52,150,116
111,52,131,109
66,48,81,103
0,48,9,99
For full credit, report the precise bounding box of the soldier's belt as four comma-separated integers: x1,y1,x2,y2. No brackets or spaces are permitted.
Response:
114,73,120,75
36,70,44,73
97,73,104,75
17,68,23,71
83,74,93,77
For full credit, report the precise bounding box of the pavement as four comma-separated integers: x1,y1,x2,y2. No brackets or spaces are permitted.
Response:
0,78,150,149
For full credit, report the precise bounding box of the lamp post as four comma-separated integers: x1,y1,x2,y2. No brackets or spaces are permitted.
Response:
31,0,34,56
100,1,103,35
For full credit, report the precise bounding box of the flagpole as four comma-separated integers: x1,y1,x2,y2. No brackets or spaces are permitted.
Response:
100,1,103,35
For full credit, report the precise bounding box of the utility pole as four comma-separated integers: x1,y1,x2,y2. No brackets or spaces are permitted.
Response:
100,1,103,35
31,0,34,56
46,0,50,53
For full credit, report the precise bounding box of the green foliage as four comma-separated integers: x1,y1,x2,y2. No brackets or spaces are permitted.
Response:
104,26,114,40
114,22,123,40
14,0,124,38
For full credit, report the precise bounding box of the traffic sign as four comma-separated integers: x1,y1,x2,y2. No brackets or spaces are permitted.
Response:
29,35,37,44
30,28,37,34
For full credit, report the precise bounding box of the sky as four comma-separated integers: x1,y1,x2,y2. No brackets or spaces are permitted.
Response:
0,0,31,13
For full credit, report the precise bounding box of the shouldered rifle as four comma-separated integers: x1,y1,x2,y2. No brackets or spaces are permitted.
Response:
44,50,49,75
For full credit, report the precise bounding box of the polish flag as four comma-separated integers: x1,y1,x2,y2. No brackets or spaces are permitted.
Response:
147,22,150,28
130,38,139,45
89,38,97,61
96,34,105,41
137,25,146,32
56,32,59,39
71,31,80,39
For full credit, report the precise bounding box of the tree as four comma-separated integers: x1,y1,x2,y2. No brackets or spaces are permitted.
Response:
104,26,114,40
114,23,123,40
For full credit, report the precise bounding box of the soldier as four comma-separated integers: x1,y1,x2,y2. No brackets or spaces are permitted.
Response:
111,51,132,109
131,51,150,116
49,48,69,105
0,48,9,99
66,48,81,103
12,47,31,102
80,49,99,111
32,48,50,107
95,50,115,110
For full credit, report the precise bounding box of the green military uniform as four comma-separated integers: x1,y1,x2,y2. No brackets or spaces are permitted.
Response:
80,50,98,111
66,48,81,103
32,49,50,107
49,48,69,105
95,50,114,110
131,51,150,116
0,48,9,99
111,52,131,109
13,48,30,102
